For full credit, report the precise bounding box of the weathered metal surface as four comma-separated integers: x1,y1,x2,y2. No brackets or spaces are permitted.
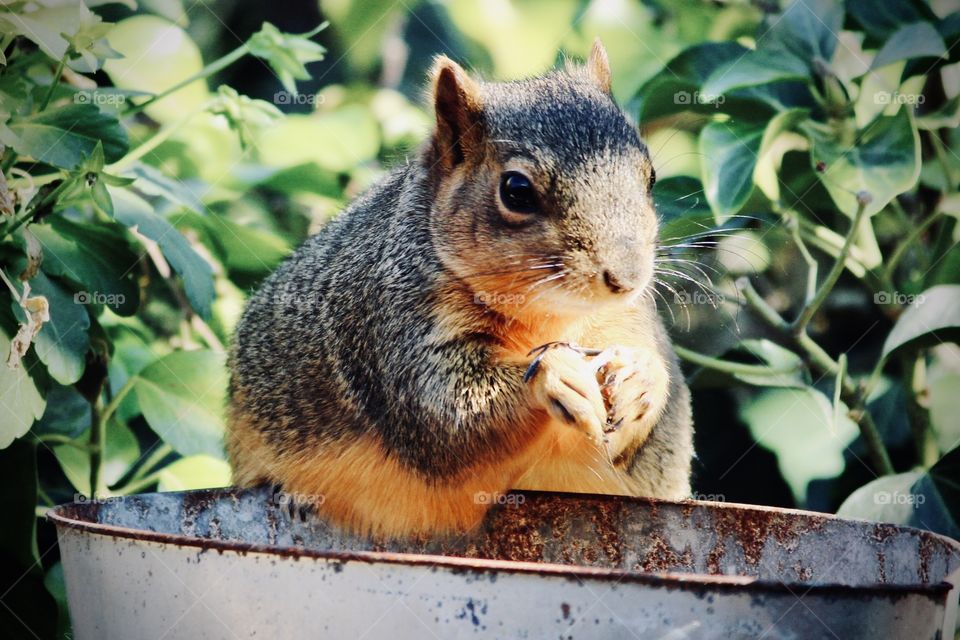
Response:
49,487,960,639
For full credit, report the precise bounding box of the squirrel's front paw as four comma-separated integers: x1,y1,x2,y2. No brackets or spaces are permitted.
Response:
524,343,606,442
594,345,667,457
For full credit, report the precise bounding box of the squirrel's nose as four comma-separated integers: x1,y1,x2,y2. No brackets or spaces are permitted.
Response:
603,270,634,294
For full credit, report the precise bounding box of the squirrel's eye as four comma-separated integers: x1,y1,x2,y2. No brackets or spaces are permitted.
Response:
648,168,657,193
499,171,538,215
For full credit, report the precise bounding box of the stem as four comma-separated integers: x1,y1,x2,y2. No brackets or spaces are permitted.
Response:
787,213,818,304
675,345,802,377
882,208,946,283
129,443,173,483
36,433,93,450
4,176,73,237
736,277,790,331
88,398,103,496
114,469,163,495
110,111,197,171
738,276,895,475
902,352,938,467
792,195,869,334
39,53,68,111
121,44,249,118
101,376,137,427
929,130,959,188
90,377,137,495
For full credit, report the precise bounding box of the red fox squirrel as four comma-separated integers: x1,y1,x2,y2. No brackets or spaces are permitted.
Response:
227,40,694,537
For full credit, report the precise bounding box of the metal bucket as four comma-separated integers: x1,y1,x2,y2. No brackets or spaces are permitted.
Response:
49,487,959,639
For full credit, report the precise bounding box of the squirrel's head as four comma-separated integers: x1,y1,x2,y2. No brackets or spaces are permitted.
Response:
425,40,658,320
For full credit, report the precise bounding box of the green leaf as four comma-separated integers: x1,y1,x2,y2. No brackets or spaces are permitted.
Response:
258,105,380,173
846,0,938,40
740,387,859,503
133,349,227,459
208,85,282,150
634,42,748,122
837,471,925,523
29,271,90,385
31,216,139,316
53,418,139,494
158,454,231,491
702,0,841,97
247,22,327,94
763,0,842,65
881,285,960,359
0,103,128,170
179,211,290,281
653,176,713,243
699,118,765,223
702,51,810,99
0,327,46,449
803,108,920,218
34,383,88,440
872,22,947,70
753,108,810,201
931,374,960,454
103,15,209,125
126,162,205,214
111,188,215,319
0,2,116,73
725,339,807,388
838,446,960,538
90,180,113,216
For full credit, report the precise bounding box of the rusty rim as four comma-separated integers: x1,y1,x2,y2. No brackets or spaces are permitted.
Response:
47,488,960,599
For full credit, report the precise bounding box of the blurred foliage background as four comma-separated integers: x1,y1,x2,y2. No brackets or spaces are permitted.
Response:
1,0,959,637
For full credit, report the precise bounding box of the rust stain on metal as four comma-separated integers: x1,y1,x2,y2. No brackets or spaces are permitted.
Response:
638,533,693,573
587,497,624,567
704,507,827,574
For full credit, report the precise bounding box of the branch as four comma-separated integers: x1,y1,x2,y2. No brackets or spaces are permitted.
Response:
675,345,802,377
737,276,895,475
792,192,870,334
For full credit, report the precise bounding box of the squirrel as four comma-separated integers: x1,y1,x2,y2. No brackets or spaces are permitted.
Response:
227,40,694,538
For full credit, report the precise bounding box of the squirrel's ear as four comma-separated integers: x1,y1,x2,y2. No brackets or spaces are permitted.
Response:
586,38,612,95
429,56,483,171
